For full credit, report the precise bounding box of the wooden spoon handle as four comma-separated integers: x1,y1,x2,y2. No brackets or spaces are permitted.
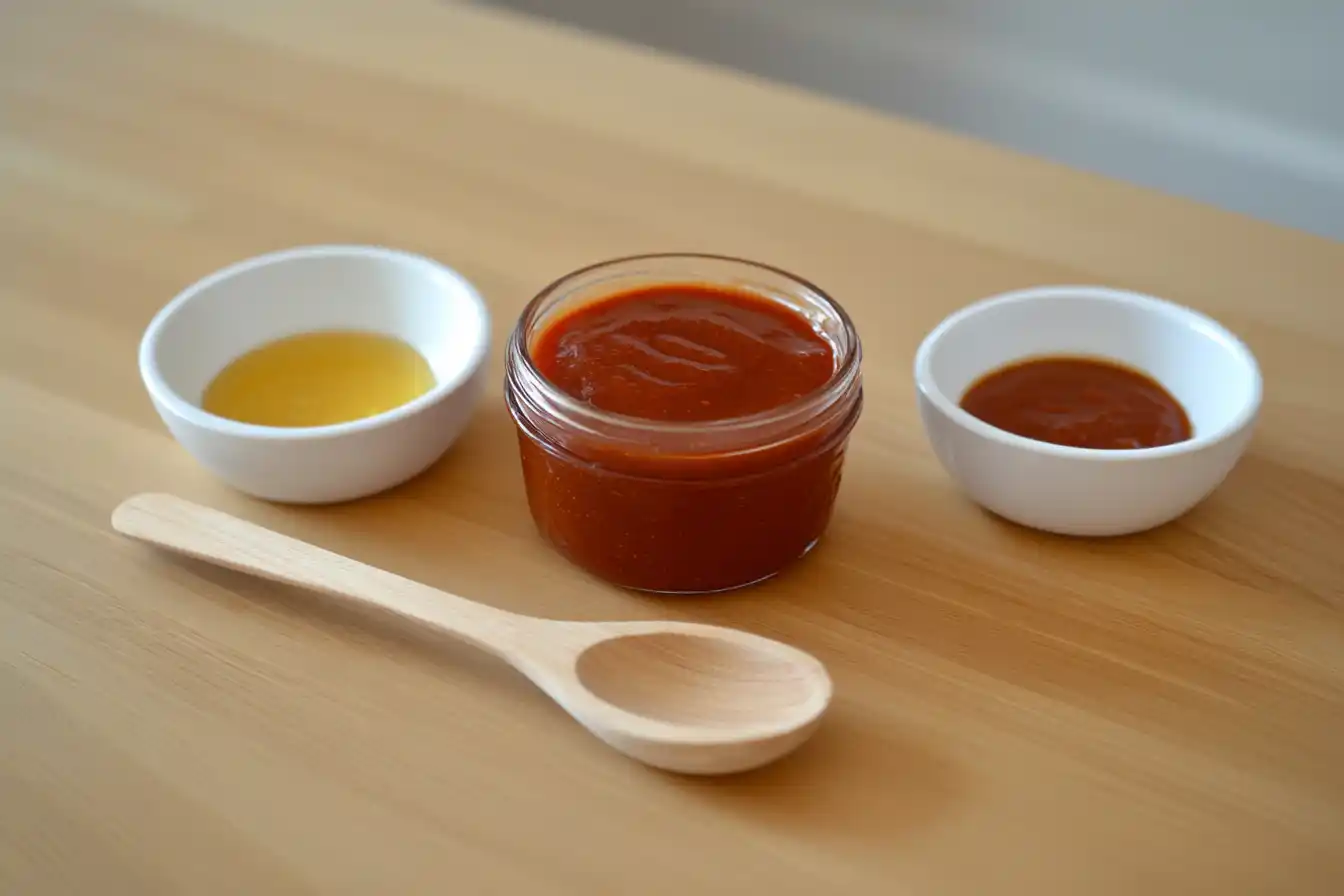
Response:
111,493,526,656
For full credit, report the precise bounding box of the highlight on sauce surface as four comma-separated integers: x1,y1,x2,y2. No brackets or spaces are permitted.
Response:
959,355,1191,450
507,257,862,594
531,283,836,421
202,330,435,428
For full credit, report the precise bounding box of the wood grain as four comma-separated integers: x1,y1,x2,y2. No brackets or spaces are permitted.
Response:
2,0,1342,893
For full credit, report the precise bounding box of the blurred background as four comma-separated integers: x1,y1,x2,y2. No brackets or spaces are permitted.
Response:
479,0,1344,241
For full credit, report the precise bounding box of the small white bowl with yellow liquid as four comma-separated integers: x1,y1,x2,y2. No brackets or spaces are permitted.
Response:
139,245,490,503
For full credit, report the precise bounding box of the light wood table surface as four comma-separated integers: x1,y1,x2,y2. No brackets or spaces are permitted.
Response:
3,1,1342,892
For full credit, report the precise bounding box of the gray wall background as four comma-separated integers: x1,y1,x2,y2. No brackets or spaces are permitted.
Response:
480,0,1344,241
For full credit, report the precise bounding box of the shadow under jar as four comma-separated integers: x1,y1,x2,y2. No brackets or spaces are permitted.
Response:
505,254,863,594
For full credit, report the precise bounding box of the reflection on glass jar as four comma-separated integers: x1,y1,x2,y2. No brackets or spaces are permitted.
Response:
505,254,863,594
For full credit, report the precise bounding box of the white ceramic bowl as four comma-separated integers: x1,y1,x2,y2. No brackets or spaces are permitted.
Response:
139,245,490,504
914,285,1261,536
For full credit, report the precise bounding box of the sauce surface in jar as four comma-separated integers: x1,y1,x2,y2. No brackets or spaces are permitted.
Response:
531,284,835,422
508,261,861,595
959,355,1192,450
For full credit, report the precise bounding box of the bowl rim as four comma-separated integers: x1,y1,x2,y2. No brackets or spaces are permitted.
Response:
138,244,491,441
913,284,1263,461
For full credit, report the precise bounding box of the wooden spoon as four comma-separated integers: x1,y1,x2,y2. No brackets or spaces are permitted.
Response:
111,493,832,775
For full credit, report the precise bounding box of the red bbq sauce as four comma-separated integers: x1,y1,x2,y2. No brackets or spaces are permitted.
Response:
510,277,861,593
531,284,835,421
960,355,1192,450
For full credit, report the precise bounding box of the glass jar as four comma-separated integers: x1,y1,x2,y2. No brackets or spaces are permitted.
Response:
504,253,863,593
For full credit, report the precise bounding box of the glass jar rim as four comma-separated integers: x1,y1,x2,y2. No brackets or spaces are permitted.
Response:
508,252,863,436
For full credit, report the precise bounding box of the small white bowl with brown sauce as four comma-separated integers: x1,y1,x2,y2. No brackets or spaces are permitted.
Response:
914,285,1261,535
139,245,490,504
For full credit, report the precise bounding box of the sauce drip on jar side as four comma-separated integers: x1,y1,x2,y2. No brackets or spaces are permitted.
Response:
959,356,1192,450
531,284,835,421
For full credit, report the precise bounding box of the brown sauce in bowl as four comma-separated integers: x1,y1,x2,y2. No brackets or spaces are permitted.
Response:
959,356,1192,450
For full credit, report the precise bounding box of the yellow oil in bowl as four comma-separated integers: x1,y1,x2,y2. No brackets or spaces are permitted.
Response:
202,330,435,428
